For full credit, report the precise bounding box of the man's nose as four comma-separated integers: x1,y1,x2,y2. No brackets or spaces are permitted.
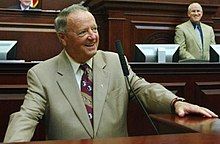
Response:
87,30,96,39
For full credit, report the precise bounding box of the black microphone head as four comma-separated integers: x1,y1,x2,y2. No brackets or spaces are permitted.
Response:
115,40,129,76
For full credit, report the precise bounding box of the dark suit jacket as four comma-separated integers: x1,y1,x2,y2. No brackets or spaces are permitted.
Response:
4,50,177,142
8,4,34,10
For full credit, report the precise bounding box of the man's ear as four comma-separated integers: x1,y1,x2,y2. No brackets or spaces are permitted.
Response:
201,11,203,17
187,11,190,18
57,32,67,47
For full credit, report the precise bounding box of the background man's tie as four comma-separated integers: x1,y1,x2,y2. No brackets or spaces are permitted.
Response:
80,64,93,126
195,24,203,48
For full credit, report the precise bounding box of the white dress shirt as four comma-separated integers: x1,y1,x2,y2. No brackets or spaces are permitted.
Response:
65,51,93,89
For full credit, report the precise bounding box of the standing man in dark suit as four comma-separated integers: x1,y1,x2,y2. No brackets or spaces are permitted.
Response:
9,0,33,10
4,3,218,143
174,2,216,61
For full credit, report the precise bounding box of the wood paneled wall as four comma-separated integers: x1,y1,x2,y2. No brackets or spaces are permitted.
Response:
0,9,61,61
84,0,220,61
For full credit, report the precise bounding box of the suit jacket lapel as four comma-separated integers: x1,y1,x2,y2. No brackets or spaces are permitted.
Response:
186,20,202,49
56,51,93,137
92,51,109,136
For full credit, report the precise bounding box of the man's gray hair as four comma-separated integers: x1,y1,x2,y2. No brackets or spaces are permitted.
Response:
188,2,203,12
54,4,88,33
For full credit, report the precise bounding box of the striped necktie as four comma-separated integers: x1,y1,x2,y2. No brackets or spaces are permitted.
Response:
80,64,93,126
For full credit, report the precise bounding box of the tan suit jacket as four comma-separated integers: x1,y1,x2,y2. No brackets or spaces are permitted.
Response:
4,50,177,142
174,20,216,61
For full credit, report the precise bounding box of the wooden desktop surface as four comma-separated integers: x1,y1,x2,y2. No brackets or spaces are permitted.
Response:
3,133,220,144
150,114,220,134
3,114,220,144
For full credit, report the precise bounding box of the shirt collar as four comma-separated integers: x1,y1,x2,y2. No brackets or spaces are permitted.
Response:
20,4,30,10
191,21,201,29
64,50,93,74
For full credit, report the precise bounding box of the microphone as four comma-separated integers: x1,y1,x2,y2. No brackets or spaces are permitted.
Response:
115,40,159,135
115,40,129,76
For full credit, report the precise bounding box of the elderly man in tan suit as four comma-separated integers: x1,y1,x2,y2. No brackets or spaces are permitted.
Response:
4,4,218,143
174,2,216,61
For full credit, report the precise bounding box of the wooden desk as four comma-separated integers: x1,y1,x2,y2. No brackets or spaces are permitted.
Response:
3,133,220,144
150,114,220,134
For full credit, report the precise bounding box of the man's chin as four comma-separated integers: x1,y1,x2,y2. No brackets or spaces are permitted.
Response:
193,18,201,22
86,49,97,57
90,50,97,56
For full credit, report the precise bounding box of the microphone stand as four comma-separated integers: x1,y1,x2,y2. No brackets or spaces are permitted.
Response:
115,40,159,135
125,76,159,135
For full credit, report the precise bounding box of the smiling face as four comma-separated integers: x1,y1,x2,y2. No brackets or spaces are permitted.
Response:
188,3,203,23
59,11,99,64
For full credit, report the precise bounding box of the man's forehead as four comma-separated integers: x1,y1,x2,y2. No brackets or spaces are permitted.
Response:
189,4,202,11
66,11,96,29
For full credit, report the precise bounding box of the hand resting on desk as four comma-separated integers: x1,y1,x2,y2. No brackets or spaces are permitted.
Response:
174,101,218,118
